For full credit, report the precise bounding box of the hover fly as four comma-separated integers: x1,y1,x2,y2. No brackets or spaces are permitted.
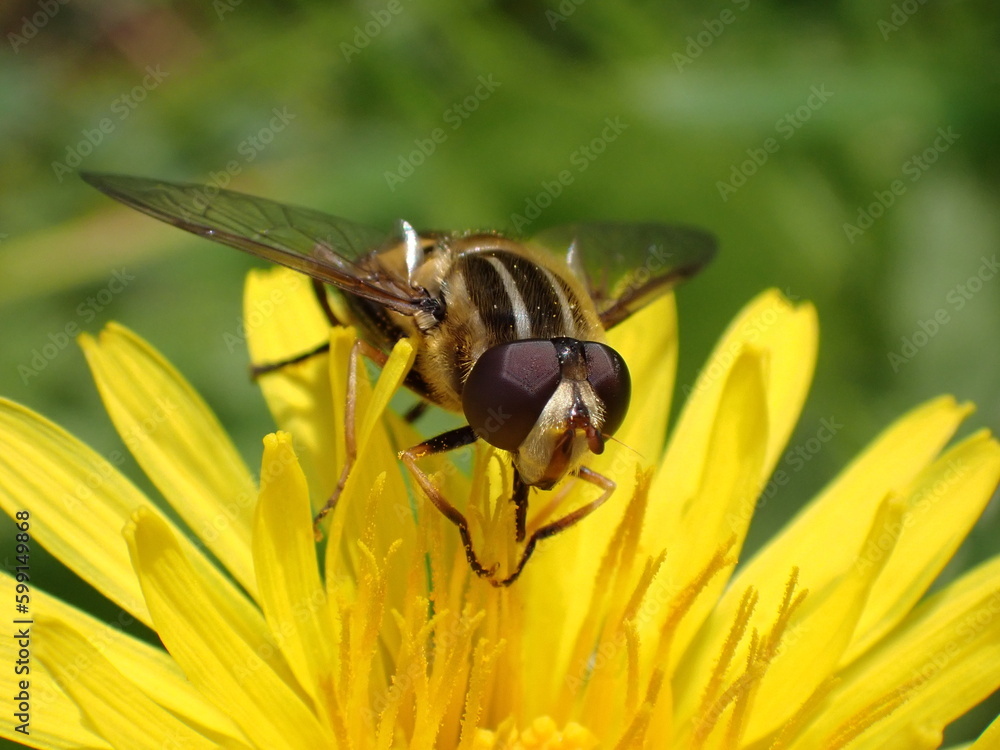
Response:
82,172,715,585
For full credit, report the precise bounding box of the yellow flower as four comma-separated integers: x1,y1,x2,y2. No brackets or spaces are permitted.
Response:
2,265,999,749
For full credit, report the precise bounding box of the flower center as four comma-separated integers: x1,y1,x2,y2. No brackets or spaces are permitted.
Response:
472,716,598,749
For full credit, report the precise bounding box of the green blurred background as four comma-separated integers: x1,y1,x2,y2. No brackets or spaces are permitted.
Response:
1,0,998,744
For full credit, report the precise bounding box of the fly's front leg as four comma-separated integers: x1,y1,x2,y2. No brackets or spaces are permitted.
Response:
491,465,615,587
312,338,389,538
399,426,499,579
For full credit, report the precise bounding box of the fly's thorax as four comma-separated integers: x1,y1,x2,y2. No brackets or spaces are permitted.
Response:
420,237,605,406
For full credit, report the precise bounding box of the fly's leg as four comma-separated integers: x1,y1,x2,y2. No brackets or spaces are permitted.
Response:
491,466,615,587
402,400,430,424
312,338,389,538
512,475,529,543
250,279,340,379
400,426,499,579
252,342,331,378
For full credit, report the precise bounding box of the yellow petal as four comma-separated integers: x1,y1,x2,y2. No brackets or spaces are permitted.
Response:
80,323,258,596
126,508,334,749
653,348,770,663
0,400,271,641
1,571,243,741
0,398,149,622
253,432,338,705
35,618,236,750
970,714,1000,749
645,290,817,554
244,266,338,504
740,495,907,743
357,337,416,450
736,395,971,590
791,556,1000,748
0,603,109,748
325,333,416,577
845,430,1000,661
685,396,973,697
243,266,329,364
603,292,678,463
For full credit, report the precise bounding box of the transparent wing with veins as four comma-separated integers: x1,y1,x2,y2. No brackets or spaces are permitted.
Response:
531,221,717,329
82,172,428,315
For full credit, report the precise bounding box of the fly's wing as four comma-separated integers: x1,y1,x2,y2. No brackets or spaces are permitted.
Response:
531,221,716,329
82,172,427,315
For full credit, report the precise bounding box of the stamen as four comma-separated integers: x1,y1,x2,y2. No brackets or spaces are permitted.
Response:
692,586,758,744
458,639,507,750
613,539,738,748
691,569,809,748
557,472,654,717
624,622,641,717
823,677,921,748
768,676,839,750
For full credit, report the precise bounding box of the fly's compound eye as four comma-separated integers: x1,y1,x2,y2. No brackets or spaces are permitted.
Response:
462,340,561,451
582,343,631,437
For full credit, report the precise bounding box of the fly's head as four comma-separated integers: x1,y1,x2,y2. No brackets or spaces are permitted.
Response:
461,337,631,488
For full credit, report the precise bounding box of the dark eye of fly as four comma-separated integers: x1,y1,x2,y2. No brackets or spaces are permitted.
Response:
582,343,631,436
462,341,561,451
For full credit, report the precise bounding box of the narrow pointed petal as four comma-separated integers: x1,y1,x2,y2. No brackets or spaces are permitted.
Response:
645,290,817,554
35,618,240,750
323,334,418,654
845,431,1000,661
244,267,339,504
653,349,770,661
791,556,1000,748
0,625,109,749
682,396,975,700
80,324,258,595
126,508,334,749
2,572,243,740
253,432,338,703
0,398,150,623
740,496,907,742
0,400,272,642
